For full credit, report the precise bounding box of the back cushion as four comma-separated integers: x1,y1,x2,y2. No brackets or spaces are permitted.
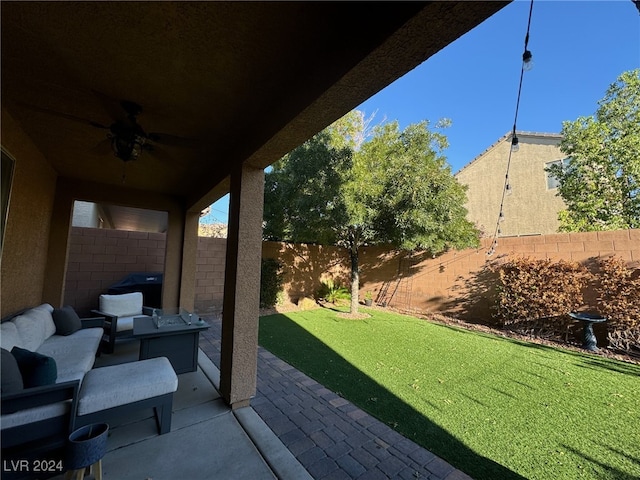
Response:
12,304,57,352
11,347,57,388
32,304,57,339
0,321,23,351
99,292,143,317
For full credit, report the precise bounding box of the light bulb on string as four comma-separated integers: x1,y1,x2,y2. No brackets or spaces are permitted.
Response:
522,50,534,71
499,210,505,222
511,135,519,153
505,182,512,196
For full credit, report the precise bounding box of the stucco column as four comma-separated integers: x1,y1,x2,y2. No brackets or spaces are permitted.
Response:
178,210,200,311
43,183,74,307
219,164,264,408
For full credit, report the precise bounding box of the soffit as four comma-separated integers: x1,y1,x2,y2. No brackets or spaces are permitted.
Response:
1,1,509,212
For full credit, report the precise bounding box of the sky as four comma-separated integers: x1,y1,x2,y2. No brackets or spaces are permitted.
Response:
202,0,640,225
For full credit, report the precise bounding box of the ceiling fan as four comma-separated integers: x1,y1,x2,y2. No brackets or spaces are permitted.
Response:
20,96,194,163
98,100,155,162
86,99,195,163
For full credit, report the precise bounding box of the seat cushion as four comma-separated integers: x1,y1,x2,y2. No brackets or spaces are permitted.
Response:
0,401,71,430
37,328,102,384
114,315,138,332
77,357,178,415
11,347,57,388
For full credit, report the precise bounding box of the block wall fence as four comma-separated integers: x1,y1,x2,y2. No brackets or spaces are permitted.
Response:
64,227,166,315
65,227,639,319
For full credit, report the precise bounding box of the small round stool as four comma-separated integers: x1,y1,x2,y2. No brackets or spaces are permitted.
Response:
65,423,109,480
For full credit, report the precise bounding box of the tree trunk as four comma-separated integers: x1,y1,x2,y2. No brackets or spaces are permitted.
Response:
350,244,359,314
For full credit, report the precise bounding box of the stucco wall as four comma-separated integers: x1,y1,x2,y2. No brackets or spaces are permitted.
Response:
1,109,58,317
456,134,567,237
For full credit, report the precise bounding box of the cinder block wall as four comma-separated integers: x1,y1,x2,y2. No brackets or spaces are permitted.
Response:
194,237,227,314
64,227,166,315
66,227,639,320
361,229,640,322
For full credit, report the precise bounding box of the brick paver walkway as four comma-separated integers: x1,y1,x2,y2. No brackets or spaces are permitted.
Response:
199,317,472,480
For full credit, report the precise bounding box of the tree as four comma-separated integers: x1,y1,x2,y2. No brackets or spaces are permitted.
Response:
263,112,479,314
547,69,640,231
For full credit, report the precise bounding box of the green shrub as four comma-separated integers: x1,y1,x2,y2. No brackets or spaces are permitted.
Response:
594,256,640,353
260,258,284,308
317,278,351,304
493,256,590,339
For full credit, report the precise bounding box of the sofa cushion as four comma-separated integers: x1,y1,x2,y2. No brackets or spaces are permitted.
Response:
37,328,102,384
99,292,143,317
11,347,58,388
114,315,139,332
1,348,24,395
34,303,57,339
52,306,82,336
77,357,178,416
0,321,23,351
0,402,71,430
12,304,56,351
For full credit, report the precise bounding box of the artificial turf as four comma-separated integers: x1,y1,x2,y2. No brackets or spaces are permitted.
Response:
258,307,640,480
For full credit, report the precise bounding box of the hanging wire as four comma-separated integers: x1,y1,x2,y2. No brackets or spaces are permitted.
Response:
487,0,535,256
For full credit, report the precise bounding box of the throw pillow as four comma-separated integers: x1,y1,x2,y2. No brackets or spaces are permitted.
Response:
1,348,24,394
11,346,57,388
52,305,82,336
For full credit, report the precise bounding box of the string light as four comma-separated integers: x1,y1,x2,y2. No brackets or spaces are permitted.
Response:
511,132,520,152
522,49,534,71
487,0,534,257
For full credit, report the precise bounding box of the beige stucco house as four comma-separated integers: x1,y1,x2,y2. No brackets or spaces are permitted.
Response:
455,131,568,237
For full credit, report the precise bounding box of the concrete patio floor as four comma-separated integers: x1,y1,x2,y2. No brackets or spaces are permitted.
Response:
50,339,311,480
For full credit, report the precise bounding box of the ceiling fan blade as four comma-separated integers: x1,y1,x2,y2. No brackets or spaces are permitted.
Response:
148,132,200,148
145,145,176,165
91,138,113,156
18,102,110,129
91,90,131,123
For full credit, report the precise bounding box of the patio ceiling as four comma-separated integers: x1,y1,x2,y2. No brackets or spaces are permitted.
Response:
1,1,509,212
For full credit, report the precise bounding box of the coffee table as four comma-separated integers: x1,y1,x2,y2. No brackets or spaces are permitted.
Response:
133,312,210,374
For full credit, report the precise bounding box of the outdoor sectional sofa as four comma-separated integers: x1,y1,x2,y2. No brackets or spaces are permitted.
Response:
1,303,179,479
0,303,104,466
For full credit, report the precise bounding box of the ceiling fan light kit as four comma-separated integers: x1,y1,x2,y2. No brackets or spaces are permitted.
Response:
109,132,144,162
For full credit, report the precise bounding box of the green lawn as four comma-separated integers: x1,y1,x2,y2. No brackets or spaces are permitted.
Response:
258,307,640,480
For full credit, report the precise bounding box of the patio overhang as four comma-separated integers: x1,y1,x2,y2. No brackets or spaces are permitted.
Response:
1,1,510,408
1,1,508,211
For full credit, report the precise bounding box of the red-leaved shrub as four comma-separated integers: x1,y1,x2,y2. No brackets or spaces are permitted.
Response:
594,256,640,353
493,256,590,340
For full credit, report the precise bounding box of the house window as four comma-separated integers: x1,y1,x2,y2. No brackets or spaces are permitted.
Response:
545,158,570,189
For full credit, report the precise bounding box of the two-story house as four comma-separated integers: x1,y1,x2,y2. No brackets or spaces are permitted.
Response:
455,131,567,237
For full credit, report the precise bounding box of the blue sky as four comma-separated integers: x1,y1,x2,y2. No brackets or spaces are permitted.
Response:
202,0,639,224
